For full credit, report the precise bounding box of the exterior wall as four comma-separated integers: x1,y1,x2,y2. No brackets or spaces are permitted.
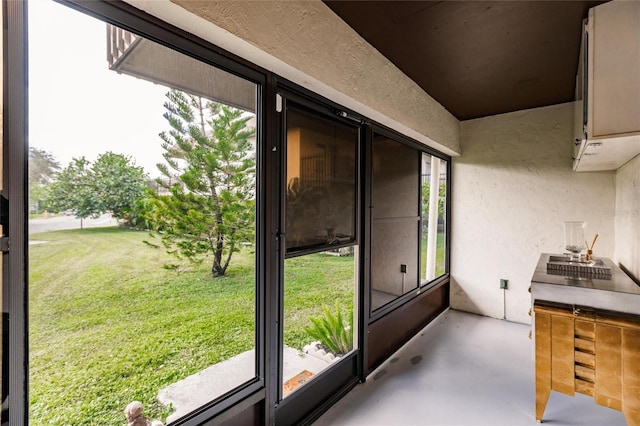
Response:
615,154,640,280
451,102,616,324
125,0,460,156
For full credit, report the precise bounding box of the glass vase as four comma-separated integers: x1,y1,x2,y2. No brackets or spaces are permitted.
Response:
563,221,586,261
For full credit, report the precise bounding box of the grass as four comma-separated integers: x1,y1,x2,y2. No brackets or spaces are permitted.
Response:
29,228,353,425
283,254,355,348
421,231,447,279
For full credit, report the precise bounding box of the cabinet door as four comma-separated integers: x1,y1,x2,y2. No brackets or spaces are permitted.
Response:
595,323,623,410
590,1,640,138
623,328,640,423
551,315,575,396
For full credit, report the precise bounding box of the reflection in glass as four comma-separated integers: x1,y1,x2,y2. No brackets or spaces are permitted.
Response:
286,110,357,253
371,135,420,311
28,4,257,424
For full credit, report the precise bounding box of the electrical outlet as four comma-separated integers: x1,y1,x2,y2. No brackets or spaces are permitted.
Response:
500,279,508,289
400,264,407,273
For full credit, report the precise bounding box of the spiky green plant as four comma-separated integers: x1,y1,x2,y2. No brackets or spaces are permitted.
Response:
305,303,353,355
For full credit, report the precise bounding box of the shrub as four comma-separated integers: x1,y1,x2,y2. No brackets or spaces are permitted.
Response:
305,303,353,355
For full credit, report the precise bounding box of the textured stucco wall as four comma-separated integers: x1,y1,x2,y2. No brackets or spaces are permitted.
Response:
615,154,640,280
125,0,460,155
451,102,616,324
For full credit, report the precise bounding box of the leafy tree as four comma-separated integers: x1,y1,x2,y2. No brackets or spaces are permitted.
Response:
123,186,158,231
29,184,53,214
48,153,148,226
147,90,256,277
28,147,60,213
48,157,101,224
91,152,147,222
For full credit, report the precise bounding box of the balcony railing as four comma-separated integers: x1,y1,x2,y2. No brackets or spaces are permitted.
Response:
104,23,256,112
106,24,139,69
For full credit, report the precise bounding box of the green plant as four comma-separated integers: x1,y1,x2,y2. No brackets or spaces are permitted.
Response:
48,152,148,223
305,303,353,356
421,181,446,219
147,90,256,277
29,147,60,214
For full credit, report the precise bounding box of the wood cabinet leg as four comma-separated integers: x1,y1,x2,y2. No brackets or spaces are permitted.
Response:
624,410,640,426
536,384,551,422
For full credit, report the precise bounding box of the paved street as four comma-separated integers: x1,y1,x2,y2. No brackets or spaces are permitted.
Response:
29,214,118,235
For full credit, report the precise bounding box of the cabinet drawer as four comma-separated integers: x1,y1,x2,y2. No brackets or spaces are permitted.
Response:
576,320,595,340
575,350,595,368
575,337,595,353
576,378,595,397
575,364,596,383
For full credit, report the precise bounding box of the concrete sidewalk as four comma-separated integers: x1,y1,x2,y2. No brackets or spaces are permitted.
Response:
29,213,118,234
158,346,335,423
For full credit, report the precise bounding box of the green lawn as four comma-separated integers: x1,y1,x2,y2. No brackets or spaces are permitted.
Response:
421,231,447,279
283,254,355,348
29,228,353,425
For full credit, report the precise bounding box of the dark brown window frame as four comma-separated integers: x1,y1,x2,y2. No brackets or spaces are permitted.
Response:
2,1,451,425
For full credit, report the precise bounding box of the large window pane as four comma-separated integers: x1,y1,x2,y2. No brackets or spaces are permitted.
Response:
282,249,358,398
28,3,258,424
371,135,420,312
286,110,357,253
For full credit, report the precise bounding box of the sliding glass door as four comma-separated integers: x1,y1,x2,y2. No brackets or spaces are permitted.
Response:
276,95,361,424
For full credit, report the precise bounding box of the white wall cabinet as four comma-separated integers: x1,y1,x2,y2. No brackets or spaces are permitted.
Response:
573,0,640,172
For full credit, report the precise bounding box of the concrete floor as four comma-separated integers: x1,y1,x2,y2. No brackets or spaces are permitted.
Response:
314,309,627,426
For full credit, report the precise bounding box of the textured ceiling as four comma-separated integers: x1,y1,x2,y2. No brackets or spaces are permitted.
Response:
325,1,607,120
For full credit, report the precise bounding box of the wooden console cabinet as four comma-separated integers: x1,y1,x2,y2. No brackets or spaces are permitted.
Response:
535,301,640,424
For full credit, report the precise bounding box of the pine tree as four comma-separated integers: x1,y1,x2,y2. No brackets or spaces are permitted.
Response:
148,90,256,277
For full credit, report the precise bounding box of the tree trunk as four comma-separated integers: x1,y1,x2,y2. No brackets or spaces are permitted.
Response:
211,212,226,277
211,262,224,277
211,240,225,277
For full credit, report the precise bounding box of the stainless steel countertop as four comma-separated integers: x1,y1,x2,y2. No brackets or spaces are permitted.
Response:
531,253,640,315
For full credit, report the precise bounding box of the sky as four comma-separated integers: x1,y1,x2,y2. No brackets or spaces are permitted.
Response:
28,0,171,177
